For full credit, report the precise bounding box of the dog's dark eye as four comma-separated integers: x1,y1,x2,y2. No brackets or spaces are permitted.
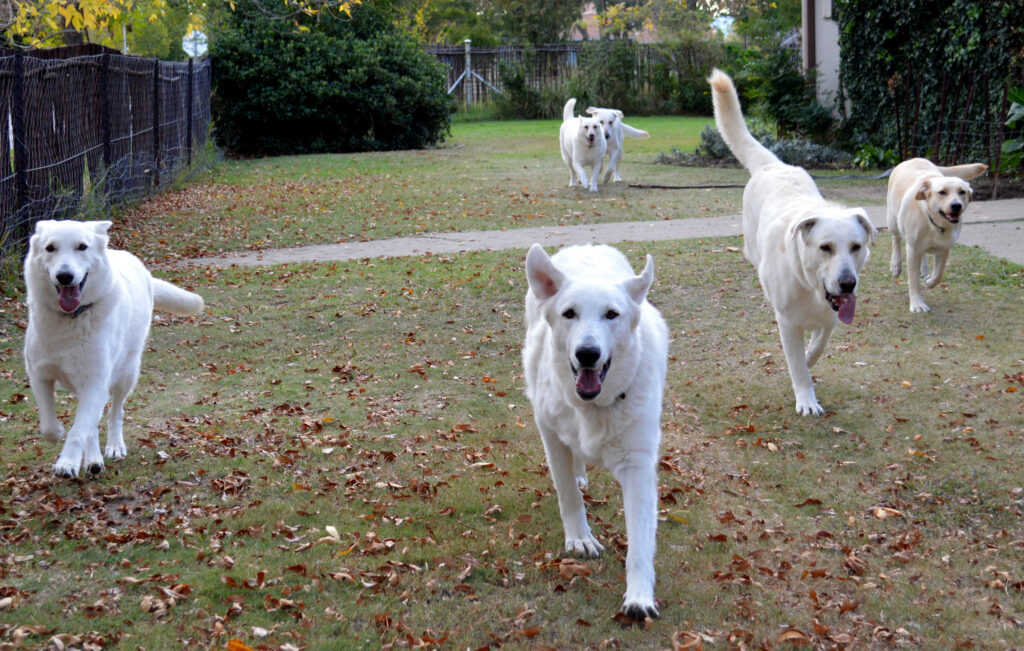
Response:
938,190,948,196
851,244,861,253
562,308,576,319
605,310,619,320
45,244,55,252
77,243,88,251
819,244,833,255
958,189,966,195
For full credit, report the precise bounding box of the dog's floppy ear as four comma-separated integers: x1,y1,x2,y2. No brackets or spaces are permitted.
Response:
792,216,818,244
914,179,931,201
526,244,565,302
852,209,877,244
623,254,655,305
586,107,598,115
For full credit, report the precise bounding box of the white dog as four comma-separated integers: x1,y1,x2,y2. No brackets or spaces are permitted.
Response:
585,106,650,183
709,69,876,416
523,243,668,620
24,220,204,478
886,157,986,313
560,98,607,192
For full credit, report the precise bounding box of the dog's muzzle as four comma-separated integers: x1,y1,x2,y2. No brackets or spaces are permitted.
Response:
54,272,87,313
571,355,611,400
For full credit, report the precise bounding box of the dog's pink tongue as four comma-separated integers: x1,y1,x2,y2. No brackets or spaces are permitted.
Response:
58,285,81,313
576,368,602,395
837,294,856,324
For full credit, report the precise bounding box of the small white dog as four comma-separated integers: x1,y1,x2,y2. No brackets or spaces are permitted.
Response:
886,157,987,313
523,243,668,620
560,98,607,192
24,220,204,478
709,69,876,416
585,106,650,183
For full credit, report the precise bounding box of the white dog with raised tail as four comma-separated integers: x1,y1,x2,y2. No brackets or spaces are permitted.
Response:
522,243,668,620
23,220,204,478
560,98,607,192
709,69,876,416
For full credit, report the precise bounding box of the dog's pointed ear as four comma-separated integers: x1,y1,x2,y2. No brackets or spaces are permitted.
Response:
526,244,565,302
613,109,623,118
914,179,931,201
852,209,877,244
88,221,113,236
623,254,655,305
586,107,598,115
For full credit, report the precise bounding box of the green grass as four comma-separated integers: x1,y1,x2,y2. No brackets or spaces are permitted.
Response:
1,125,1022,649
1,234,1022,648
110,118,885,263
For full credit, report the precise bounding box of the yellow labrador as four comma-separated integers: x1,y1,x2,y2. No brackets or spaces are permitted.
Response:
886,157,987,312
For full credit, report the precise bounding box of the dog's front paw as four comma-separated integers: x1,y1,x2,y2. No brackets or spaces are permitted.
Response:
909,299,930,313
39,423,64,443
923,275,941,289
53,456,81,479
105,443,127,460
620,597,659,621
565,534,604,557
795,398,824,417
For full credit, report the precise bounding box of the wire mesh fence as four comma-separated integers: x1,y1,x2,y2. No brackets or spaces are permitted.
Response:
1,44,211,255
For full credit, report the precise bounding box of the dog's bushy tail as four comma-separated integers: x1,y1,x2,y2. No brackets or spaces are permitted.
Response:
937,163,988,181
152,278,204,315
563,98,576,122
708,68,779,173
620,122,650,139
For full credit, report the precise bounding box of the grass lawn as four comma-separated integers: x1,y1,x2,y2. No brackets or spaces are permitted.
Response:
1,122,1022,649
110,117,886,264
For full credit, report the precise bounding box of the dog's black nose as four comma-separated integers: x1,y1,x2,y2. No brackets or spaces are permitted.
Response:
949,202,963,215
838,274,857,294
56,271,74,286
575,346,601,368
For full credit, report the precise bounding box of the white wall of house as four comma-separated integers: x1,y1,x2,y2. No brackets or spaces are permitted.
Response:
802,0,843,110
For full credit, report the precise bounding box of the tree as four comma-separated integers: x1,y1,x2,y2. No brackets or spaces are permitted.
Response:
3,0,360,49
492,0,584,45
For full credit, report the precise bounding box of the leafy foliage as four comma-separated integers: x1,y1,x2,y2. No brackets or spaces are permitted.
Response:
657,124,853,169
210,0,450,156
1002,87,1024,173
834,0,1023,167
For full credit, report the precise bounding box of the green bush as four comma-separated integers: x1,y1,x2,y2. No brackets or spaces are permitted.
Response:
210,2,451,156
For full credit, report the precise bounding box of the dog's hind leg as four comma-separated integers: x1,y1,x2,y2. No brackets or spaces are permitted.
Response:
104,371,137,460
54,387,108,478
924,250,950,289
805,323,835,368
29,376,64,443
541,430,604,557
614,458,659,620
779,320,824,416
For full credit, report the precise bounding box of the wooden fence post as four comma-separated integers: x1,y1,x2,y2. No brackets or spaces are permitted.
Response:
464,39,473,109
12,50,28,237
152,58,161,188
186,58,194,167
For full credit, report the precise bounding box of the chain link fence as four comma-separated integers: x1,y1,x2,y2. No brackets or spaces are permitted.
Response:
1,44,211,255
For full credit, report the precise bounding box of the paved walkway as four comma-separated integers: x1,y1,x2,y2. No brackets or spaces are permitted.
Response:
184,198,1024,268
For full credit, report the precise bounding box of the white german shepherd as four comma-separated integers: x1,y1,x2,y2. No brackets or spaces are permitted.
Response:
24,220,204,478
523,243,668,620
709,69,876,416
560,98,607,192
585,106,650,183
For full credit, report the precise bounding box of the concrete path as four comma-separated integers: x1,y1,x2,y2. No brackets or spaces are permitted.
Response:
183,198,1024,268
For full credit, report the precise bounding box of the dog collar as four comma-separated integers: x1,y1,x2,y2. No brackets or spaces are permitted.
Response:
65,303,94,318
927,212,947,234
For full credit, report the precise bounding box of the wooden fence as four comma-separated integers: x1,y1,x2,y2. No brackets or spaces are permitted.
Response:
1,44,211,249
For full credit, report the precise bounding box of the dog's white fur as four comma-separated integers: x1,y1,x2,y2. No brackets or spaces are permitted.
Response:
709,69,876,416
585,106,649,183
560,98,607,192
24,220,204,478
523,243,668,620
886,157,986,313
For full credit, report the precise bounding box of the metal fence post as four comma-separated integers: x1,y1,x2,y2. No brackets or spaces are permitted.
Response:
464,39,473,109
12,50,28,238
99,53,111,169
186,58,194,167
152,58,161,188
